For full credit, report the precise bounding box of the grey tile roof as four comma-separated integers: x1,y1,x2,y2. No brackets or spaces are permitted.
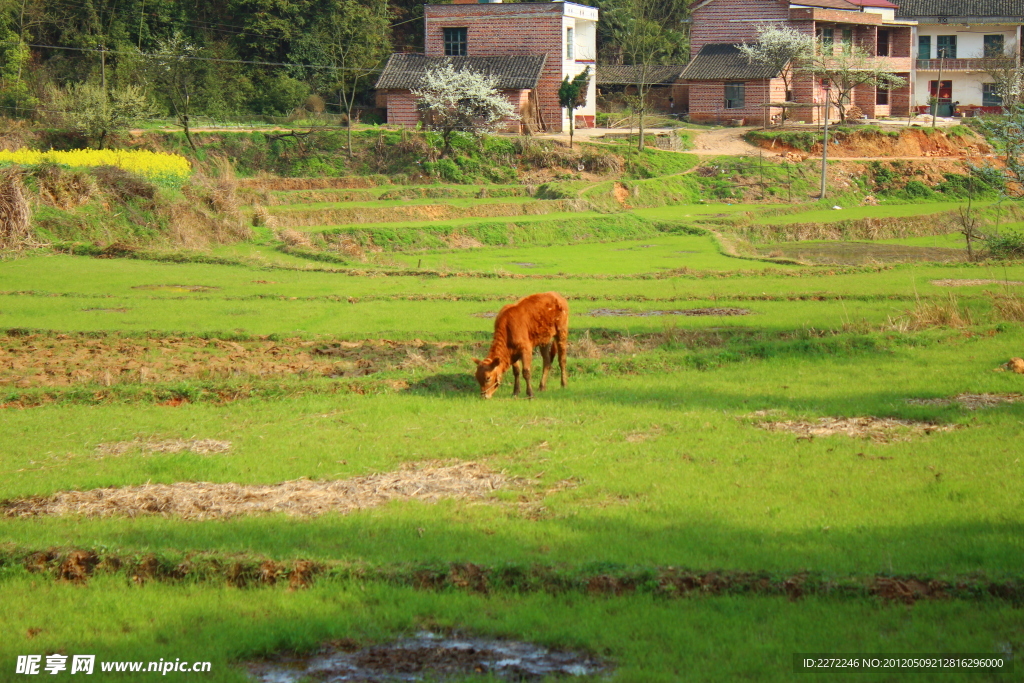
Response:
375,54,547,91
596,65,688,86
895,0,1024,19
681,44,782,81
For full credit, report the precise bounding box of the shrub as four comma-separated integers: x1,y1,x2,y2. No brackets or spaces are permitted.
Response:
986,230,1024,259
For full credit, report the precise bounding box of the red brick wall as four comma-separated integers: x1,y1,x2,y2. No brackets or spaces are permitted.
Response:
690,0,790,57
424,3,566,131
688,78,786,125
383,88,530,133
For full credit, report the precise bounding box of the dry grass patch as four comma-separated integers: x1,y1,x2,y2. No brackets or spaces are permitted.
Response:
906,393,1023,409
931,279,1023,287
95,438,232,456
2,461,509,520
755,416,961,442
889,293,975,331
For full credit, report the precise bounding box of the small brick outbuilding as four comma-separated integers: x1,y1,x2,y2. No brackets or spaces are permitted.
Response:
376,54,549,134
376,1,598,133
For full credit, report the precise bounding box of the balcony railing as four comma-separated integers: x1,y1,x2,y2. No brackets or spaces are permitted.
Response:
916,58,1005,71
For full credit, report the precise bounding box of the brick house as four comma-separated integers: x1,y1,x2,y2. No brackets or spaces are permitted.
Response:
683,0,917,124
595,65,690,114
375,0,598,133
895,0,1023,115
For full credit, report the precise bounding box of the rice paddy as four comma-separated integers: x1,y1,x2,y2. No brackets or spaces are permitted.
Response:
1,168,1022,681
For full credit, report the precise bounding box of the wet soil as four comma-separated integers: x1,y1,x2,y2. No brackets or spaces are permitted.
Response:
247,632,609,683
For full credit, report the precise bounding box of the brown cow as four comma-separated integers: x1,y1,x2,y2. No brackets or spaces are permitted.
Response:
474,292,569,399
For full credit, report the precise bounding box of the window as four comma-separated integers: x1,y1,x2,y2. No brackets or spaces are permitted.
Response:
817,27,834,51
982,83,1003,107
724,82,745,109
841,28,853,52
936,35,956,59
785,89,794,102
876,85,889,105
917,35,931,59
877,29,889,57
443,27,467,56
566,27,574,60
929,80,952,99
984,34,1005,58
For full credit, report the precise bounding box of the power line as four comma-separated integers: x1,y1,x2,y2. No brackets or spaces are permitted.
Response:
28,43,385,73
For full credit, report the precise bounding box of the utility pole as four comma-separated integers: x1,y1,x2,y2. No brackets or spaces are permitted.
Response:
820,79,830,199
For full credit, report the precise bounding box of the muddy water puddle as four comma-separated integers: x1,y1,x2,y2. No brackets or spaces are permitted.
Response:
587,307,752,317
247,631,609,683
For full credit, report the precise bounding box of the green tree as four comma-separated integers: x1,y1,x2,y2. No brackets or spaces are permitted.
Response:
147,33,205,151
610,0,668,151
808,41,906,123
558,66,590,149
46,82,152,148
290,0,391,156
985,62,1024,192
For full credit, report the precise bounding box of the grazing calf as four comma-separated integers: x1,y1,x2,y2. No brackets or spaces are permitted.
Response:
474,292,569,399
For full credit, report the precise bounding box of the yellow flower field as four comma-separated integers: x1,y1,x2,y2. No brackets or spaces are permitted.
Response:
0,148,191,181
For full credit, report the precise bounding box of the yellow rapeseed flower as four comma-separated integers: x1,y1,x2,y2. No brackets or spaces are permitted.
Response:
0,148,191,182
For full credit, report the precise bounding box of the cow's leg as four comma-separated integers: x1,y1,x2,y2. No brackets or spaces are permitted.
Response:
521,344,535,398
511,360,521,397
539,342,553,391
557,326,568,388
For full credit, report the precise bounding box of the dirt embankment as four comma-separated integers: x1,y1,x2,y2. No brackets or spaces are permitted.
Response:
752,127,991,159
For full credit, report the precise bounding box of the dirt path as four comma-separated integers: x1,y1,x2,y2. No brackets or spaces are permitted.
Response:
691,127,764,156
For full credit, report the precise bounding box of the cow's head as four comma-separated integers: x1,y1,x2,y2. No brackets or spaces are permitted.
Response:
473,357,503,399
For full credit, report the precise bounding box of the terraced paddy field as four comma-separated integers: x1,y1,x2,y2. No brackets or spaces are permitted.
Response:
1,172,1023,682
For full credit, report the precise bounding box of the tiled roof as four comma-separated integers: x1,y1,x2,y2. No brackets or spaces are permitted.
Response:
681,44,783,81
596,65,687,86
375,54,547,91
895,0,1024,18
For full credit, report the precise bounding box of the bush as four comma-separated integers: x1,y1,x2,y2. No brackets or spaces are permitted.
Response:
899,180,936,200
986,230,1024,259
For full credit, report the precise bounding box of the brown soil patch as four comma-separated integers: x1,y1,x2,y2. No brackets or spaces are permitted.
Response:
906,393,1023,409
756,416,961,442
1,461,508,520
0,334,464,389
247,632,608,683
751,127,989,159
612,181,630,207
588,307,751,317
931,279,1024,287
95,439,232,456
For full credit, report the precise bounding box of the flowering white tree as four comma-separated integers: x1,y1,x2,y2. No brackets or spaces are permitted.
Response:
413,64,518,157
737,25,815,124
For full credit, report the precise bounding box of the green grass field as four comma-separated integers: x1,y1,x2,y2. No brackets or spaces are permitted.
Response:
2,163,1023,681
